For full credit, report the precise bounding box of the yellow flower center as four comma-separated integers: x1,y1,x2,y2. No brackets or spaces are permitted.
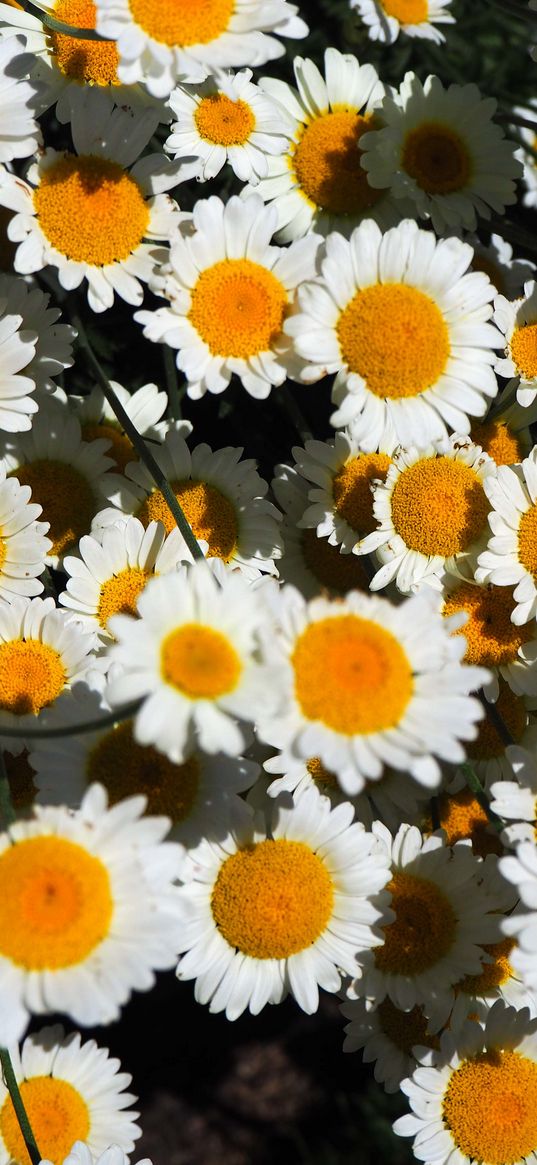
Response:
390,456,489,558
3,751,37,811
161,623,241,699
86,721,200,820
443,1050,537,1165
470,419,523,467
211,838,334,959
292,614,413,735
127,0,234,45
301,528,369,594
375,870,456,974
381,0,428,22
518,503,537,580
50,0,119,86
291,110,382,216
188,258,288,359
337,283,450,398
0,641,66,716
402,122,472,194
467,681,527,760
81,422,134,473
436,788,502,857
510,323,537,381
306,756,340,791
0,836,113,969
332,452,391,535
34,154,149,266
11,460,97,558
137,480,238,560
443,583,534,667
376,998,438,1053
0,1077,90,1165
98,566,149,629
457,937,515,996
194,93,255,146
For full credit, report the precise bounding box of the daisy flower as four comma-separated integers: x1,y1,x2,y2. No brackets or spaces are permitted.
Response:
469,406,533,468
46,1144,152,1165
166,69,291,185
0,284,41,433
394,1001,537,1165
360,74,522,234
175,785,392,1019
0,88,188,313
106,561,280,764
495,281,537,408
258,584,489,795
429,778,505,857
0,275,75,398
470,233,535,302
350,0,454,45
66,381,177,473
244,48,395,241
0,783,183,1045
0,35,42,162
0,1025,140,1165
136,193,320,401
93,0,308,99
359,437,496,594
501,845,537,994
341,996,439,1093
0,462,51,600
443,579,537,698
490,745,537,846
287,219,501,450
476,449,537,625
457,683,537,793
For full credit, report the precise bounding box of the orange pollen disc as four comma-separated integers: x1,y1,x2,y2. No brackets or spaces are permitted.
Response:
337,283,450,398
0,640,66,716
457,937,515,996
194,92,255,146
306,756,340,791
161,622,242,699
86,721,200,820
467,681,527,761
11,459,96,559
402,122,472,195
390,456,489,558
470,419,523,467
292,614,413,736
332,452,391,535
381,0,428,21
375,870,457,974
127,0,235,46
211,838,334,959
443,583,534,667
442,1050,537,1165
98,566,149,628
188,258,288,359
510,323,537,381
0,1077,90,1165
34,154,149,266
518,503,537,579
437,788,502,858
137,479,238,560
81,422,134,473
377,998,438,1053
301,528,369,595
50,0,119,85
292,110,382,216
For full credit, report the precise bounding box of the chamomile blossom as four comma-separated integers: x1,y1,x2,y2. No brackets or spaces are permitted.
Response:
455,684,537,791
136,193,320,401
442,578,537,698
0,286,41,433
0,275,75,398
287,219,500,450
0,462,51,599
490,745,537,846
341,995,439,1093
0,35,42,162
469,233,535,302
475,449,537,625
350,0,454,45
67,382,177,473
495,281,537,408
49,1145,152,1165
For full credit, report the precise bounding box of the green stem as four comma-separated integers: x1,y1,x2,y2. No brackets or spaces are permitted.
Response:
461,762,503,834
15,0,107,38
0,752,14,830
0,700,142,741
71,314,204,562
0,1050,41,1165
481,692,515,748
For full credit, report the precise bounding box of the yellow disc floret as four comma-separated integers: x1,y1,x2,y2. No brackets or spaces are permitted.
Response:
211,838,334,959
510,323,537,381
292,111,382,216
137,480,238,560
161,622,242,699
98,567,149,628
34,155,149,266
337,283,450,398
470,419,523,467
402,123,472,194
81,422,134,473
11,460,96,559
390,457,489,558
127,0,234,46
301,528,369,594
436,788,502,857
0,1077,90,1165
518,503,537,579
0,641,65,716
443,1050,537,1165
443,583,533,666
292,614,413,735
188,259,288,359
381,0,428,21
86,721,200,820
50,0,119,86
332,452,391,535
194,93,255,146
0,836,113,969
375,871,456,974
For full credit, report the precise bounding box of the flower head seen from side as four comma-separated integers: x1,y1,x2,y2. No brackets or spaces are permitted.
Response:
350,0,454,45
476,448,537,626
360,73,522,234
495,282,537,408
287,219,500,450
175,784,392,1019
136,193,320,401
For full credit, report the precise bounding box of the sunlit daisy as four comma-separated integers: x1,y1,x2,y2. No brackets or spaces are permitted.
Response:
67,381,177,473
491,745,537,846
359,437,496,594
107,561,279,764
476,450,537,625
258,584,488,795
136,193,320,400
394,1001,537,1165
443,579,537,698
0,274,75,399
0,88,188,313
0,462,51,600
0,1024,140,1165
495,281,537,408
175,785,392,1019
93,0,308,98
0,35,42,162
350,0,454,45
0,783,183,1045
166,69,291,184
341,996,439,1093
287,219,500,450
360,74,521,234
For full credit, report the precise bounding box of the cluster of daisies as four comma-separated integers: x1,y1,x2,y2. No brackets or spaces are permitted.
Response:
1,2,537,1165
